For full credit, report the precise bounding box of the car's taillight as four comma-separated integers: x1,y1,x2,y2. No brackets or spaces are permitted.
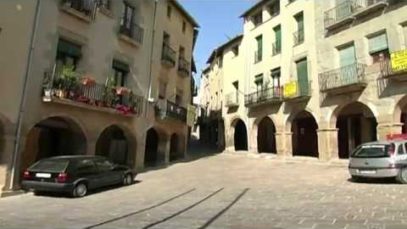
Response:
57,172,68,183
23,170,32,179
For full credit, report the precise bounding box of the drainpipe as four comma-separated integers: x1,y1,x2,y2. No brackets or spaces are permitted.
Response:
145,0,158,118
9,0,41,190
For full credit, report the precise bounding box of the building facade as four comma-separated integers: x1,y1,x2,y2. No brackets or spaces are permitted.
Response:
201,0,407,161
0,0,198,196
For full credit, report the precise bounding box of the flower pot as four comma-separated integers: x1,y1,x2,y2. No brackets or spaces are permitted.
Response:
43,89,52,102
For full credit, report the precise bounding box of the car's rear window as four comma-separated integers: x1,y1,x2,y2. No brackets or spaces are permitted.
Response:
351,144,391,158
29,159,69,172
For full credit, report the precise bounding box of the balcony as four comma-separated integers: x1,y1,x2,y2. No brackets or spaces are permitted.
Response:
283,81,312,102
353,0,389,18
324,0,354,30
245,87,282,108
161,44,176,68
380,55,407,81
272,41,281,56
254,51,262,64
119,22,144,46
155,100,187,123
42,70,143,117
178,57,190,78
60,0,95,22
319,63,367,94
225,92,239,108
293,29,304,46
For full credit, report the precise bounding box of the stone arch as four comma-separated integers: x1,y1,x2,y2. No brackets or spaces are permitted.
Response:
331,101,378,159
20,116,88,179
289,110,319,157
95,124,136,167
254,116,277,154
395,96,407,134
231,118,248,151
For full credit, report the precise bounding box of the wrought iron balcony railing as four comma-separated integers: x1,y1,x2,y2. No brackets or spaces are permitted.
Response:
272,41,281,56
380,56,407,80
324,0,354,29
225,92,239,107
161,44,177,67
119,20,144,44
353,0,389,16
319,63,366,92
61,0,95,16
42,69,143,116
178,57,190,77
245,87,282,107
155,100,187,123
293,29,304,46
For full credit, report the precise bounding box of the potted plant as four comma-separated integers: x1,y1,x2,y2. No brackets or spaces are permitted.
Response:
103,75,116,107
58,65,78,99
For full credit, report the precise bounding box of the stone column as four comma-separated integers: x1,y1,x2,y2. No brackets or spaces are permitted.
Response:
158,135,170,164
86,133,98,156
377,122,404,140
317,128,338,161
250,126,258,153
135,134,145,171
275,132,285,156
283,132,293,157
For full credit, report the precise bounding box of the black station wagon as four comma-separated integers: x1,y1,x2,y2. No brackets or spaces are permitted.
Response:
22,155,135,197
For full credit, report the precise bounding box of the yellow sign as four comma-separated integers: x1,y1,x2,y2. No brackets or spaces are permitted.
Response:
391,49,407,72
283,81,298,98
186,105,196,127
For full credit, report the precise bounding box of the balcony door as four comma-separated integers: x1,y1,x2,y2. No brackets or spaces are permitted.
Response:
121,2,135,36
296,58,308,96
339,44,356,85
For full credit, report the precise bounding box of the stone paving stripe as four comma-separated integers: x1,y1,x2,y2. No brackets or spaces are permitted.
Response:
82,188,196,229
141,188,224,229
197,188,250,229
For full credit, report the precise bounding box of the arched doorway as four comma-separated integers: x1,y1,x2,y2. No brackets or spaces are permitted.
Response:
96,125,132,166
170,134,181,161
21,116,87,175
233,119,248,151
144,128,159,167
257,117,277,154
335,102,377,159
291,111,319,157
401,104,407,134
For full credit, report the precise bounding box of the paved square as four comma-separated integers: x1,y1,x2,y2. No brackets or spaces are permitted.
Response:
0,153,406,229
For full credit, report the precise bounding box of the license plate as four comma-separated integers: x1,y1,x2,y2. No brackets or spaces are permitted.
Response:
358,170,376,174
35,173,51,178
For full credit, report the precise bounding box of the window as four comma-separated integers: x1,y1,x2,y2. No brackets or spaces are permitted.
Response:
182,21,186,33
120,2,135,36
233,81,239,90
271,68,281,87
397,144,405,155
112,60,129,87
159,81,167,99
176,90,183,105
296,58,309,95
294,12,304,46
167,5,172,18
179,46,185,58
94,158,114,172
163,32,170,45
232,45,239,56
338,44,356,67
403,24,407,46
255,35,263,63
76,159,97,175
268,2,280,18
255,74,264,92
56,39,82,71
368,32,389,63
98,0,111,10
252,12,263,26
273,25,282,55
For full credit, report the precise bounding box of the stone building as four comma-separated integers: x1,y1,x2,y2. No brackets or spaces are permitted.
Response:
201,0,407,161
0,0,198,196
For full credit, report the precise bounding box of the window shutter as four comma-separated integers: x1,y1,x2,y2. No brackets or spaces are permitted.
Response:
112,60,129,72
368,33,388,54
57,39,82,57
339,45,356,67
274,26,281,45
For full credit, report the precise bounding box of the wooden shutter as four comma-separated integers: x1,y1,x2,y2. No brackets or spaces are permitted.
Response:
368,33,388,54
339,45,356,67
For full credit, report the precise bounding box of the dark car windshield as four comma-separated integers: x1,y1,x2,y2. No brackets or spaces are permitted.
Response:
351,144,391,158
29,159,69,172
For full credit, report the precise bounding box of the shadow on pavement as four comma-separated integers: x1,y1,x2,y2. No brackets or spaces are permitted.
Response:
347,177,400,185
83,188,197,229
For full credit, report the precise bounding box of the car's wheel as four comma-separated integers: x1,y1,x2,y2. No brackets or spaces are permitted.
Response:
72,182,88,198
123,173,133,186
397,168,407,184
33,191,45,196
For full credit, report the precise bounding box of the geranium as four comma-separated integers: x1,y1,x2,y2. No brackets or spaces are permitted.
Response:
81,75,96,86
115,87,131,95
115,104,134,115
